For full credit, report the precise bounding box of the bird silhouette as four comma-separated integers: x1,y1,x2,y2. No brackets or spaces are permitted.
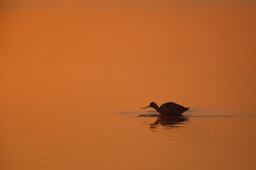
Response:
142,102,189,116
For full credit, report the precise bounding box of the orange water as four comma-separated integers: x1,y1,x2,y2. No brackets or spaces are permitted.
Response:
1,1,256,170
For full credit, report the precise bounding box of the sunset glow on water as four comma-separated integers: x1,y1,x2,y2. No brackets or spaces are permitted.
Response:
1,1,256,170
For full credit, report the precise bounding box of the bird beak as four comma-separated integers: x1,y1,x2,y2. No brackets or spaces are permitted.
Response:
141,105,150,109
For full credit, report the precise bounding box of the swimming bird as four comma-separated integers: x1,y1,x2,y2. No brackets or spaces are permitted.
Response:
142,102,189,116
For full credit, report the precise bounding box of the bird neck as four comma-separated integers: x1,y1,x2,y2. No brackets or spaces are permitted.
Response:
152,103,161,112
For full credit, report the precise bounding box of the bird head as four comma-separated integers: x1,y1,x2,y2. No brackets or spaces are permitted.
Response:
141,102,157,109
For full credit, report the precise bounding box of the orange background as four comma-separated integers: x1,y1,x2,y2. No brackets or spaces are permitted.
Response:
1,1,256,170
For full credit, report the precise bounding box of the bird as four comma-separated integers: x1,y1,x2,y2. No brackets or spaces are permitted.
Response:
142,102,189,116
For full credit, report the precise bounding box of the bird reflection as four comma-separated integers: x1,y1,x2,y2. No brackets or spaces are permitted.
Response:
149,116,188,129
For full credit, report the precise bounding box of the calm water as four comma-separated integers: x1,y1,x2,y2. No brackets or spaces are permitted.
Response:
1,1,256,170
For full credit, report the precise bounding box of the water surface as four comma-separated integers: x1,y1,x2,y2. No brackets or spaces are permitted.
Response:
1,1,256,170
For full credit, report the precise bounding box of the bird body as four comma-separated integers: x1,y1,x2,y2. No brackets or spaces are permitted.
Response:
142,102,189,116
